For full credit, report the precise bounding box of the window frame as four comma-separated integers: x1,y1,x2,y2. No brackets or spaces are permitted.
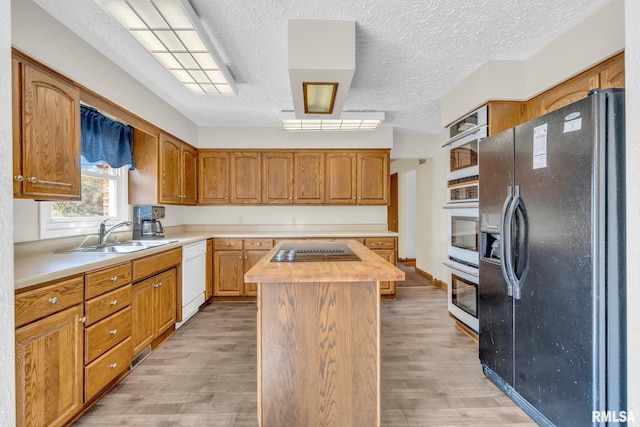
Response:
39,165,129,239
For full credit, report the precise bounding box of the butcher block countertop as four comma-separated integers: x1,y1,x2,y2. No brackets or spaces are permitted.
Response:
244,239,405,283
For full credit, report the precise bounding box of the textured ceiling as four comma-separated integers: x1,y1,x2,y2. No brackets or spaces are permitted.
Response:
33,0,609,135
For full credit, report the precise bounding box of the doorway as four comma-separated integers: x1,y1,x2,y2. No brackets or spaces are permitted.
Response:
389,173,398,232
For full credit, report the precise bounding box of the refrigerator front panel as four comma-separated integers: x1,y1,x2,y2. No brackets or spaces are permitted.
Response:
479,129,515,382
513,95,597,425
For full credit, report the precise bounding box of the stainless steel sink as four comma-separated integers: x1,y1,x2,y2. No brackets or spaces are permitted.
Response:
58,240,178,254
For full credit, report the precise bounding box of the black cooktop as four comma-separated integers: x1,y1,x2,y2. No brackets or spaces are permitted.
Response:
270,242,361,262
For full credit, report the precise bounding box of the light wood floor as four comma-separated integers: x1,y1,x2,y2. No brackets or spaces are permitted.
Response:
75,279,536,426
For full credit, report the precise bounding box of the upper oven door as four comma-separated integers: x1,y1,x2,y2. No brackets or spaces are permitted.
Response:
447,207,479,266
445,126,487,181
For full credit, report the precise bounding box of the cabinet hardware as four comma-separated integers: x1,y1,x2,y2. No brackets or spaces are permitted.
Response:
244,256,248,260
225,243,230,247
28,176,38,183
14,175,23,182
111,276,118,282
110,300,118,305
110,363,118,369
376,242,383,246
48,297,58,304
110,329,118,335
257,242,261,246
79,316,87,323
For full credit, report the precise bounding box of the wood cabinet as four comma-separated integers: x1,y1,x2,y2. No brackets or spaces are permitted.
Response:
15,304,84,427
159,133,197,205
206,239,213,300
262,152,293,204
487,101,526,137
131,268,177,355
230,151,261,204
198,151,230,204
213,238,273,297
365,237,398,296
326,152,357,204
294,152,325,204
598,53,625,89
12,54,81,200
357,151,389,205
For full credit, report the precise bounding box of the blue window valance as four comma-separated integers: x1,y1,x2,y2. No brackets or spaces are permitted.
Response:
81,105,135,170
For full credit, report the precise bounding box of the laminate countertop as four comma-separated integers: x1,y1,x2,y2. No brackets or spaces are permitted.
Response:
14,229,398,291
244,239,405,283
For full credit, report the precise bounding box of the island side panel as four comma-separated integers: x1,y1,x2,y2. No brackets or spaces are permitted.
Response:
258,280,379,427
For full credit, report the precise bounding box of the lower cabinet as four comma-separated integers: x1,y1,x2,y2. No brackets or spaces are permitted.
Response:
365,237,398,296
15,304,84,427
131,268,177,355
213,239,272,297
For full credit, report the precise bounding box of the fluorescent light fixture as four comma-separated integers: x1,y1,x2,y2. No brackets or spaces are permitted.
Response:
280,111,385,132
98,0,237,95
303,82,338,114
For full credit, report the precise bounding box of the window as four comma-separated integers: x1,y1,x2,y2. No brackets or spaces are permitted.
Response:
39,155,129,239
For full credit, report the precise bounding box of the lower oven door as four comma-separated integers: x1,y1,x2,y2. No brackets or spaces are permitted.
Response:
445,259,479,332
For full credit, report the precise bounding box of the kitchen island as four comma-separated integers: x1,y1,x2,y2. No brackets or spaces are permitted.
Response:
244,240,404,427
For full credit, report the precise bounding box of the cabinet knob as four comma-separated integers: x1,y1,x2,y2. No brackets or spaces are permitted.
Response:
225,243,230,247
155,282,163,288
238,256,242,259
111,276,118,282
244,256,248,260
79,316,87,324
110,300,118,305
256,242,261,246
352,197,356,200
289,197,293,200
110,363,118,369
376,242,383,246
14,175,23,182
48,297,58,304
28,176,38,183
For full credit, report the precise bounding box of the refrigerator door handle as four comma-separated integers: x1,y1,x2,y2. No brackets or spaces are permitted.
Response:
511,186,529,300
500,185,515,296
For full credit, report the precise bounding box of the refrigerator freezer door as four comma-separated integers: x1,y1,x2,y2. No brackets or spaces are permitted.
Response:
513,95,597,426
479,128,515,383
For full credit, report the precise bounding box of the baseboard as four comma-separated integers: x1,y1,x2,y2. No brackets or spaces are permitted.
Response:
448,313,479,342
415,267,448,291
398,257,416,267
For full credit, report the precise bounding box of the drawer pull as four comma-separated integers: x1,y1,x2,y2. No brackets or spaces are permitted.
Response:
49,297,58,304
111,276,119,282
110,300,118,305
376,242,383,245
79,317,87,324
110,329,118,335
225,243,230,247
257,242,261,246
110,363,118,369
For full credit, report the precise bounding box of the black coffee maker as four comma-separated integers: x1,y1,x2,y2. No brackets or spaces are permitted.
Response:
133,205,165,239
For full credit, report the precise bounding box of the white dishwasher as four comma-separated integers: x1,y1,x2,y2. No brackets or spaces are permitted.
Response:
176,240,206,329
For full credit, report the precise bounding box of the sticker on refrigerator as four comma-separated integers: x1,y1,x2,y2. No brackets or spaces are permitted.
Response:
533,123,547,169
563,118,582,133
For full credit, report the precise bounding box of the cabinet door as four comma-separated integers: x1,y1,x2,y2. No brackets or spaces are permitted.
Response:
181,143,198,205
12,57,22,196
244,250,268,296
205,239,213,300
372,249,397,295
199,151,229,204
22,63,81,199
154,268,176,337
294,152,325,204
131,277,154,355
599,53,625,89
262,152,293,204
159,134,182,204
15,305,83,427
230,152,261,204
213,250,243,296
357,151,389,205
326,152,357,204
525,72,599,120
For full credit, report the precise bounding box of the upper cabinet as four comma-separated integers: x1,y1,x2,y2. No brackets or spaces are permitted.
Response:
326,152,357,204
198,151,230,204
262,152,293,204
13,54,81,200
294,152,325,204
230,151,262,204
357,151,389,205
159,133,197,205
597,52,625,90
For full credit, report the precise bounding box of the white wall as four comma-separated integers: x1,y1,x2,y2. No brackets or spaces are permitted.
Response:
11,0,197,145
440,0,625,125
625,0,639,419
390,160,418,259
0,0,16,423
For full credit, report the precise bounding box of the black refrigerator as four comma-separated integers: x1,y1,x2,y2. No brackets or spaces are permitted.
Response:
478,89,626,426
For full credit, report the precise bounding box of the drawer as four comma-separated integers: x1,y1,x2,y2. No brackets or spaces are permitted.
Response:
85,285,132,326
214,238,243,250
365,237,396,250
85,306,132,364
85,263,132,299
15,276,84,328
85,337,132,402
244,239,273,250
132,248,181,282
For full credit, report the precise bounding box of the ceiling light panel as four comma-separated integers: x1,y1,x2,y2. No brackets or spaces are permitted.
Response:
280,111,385,132
98,0,237,95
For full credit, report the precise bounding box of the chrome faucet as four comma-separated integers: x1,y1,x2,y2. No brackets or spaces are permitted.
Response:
98,219,132,246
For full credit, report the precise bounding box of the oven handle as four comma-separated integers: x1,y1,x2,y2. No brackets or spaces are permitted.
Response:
501,185,516,296
441,125,488,148
443,261,479,278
